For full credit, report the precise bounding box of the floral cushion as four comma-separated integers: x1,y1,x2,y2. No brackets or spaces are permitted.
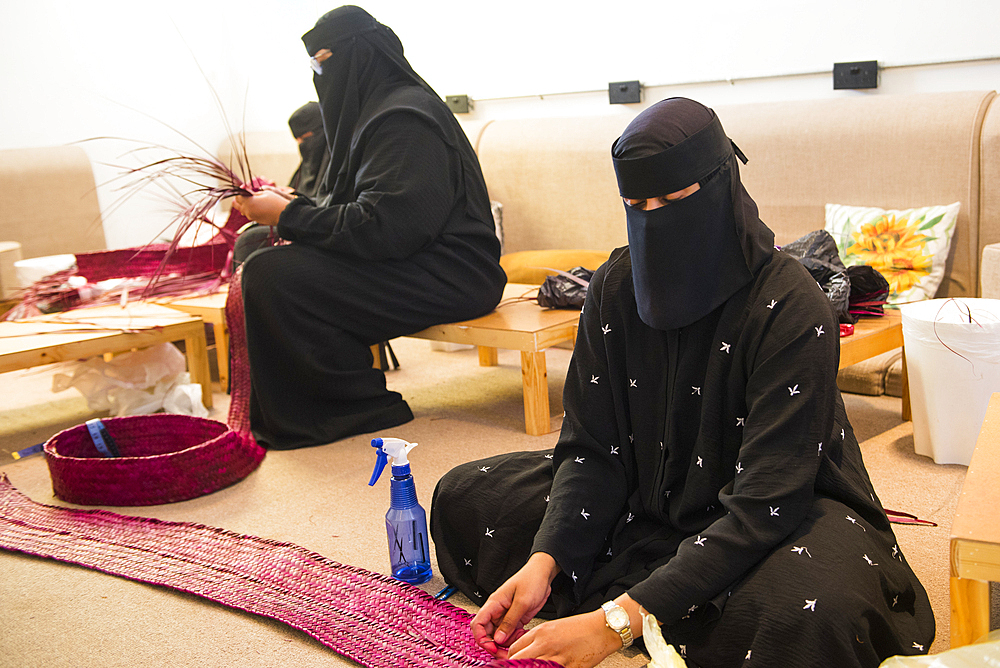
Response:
824,202,960,306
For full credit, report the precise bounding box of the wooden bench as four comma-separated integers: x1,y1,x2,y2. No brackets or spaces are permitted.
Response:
949,391,1000,648
405,283,580,436
838,311,910,419
0,303,213,409
162,284,580,436
162,286,908,436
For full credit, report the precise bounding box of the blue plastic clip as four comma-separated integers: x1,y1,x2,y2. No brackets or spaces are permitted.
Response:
85,419,120,457
434,584,458,600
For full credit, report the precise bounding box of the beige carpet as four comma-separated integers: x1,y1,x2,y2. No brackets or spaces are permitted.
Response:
0,337,979,666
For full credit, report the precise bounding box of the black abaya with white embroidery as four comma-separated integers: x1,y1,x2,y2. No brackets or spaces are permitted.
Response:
431,247,934,667
241,7,505,449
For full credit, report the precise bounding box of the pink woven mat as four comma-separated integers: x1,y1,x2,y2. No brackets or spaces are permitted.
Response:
0,474,560,668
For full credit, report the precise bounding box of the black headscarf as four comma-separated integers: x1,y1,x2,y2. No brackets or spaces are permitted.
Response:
611,98,774,330
287,101,330,198
301,5,485,211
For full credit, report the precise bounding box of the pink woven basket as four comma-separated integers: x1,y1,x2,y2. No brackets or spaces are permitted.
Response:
43,269,265,506
44,414,264,506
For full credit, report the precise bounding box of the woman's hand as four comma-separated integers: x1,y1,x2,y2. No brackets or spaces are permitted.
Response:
233,187,293,226
507,609,622,668
471,552,561,656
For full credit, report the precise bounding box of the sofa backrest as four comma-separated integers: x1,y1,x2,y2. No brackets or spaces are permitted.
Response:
472,91,997,298
979,96,1000,262
718,91,995,299
0,145,105,260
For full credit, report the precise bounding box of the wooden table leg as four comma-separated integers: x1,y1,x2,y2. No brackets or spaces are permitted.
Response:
950,575,990,648
478,346,498,366
183,326,214,410
215,322,230,393
521,351,550,436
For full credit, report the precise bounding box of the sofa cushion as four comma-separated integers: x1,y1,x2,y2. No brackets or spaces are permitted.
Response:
825,202,960,305
836,348,903,396
500,249,611,285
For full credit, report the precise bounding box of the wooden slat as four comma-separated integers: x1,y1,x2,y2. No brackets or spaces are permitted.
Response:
949,392,1000,648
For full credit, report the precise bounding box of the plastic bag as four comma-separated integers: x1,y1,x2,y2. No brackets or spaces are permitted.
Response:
847,264,890,317
643,612,688,668
537,266,594,309
879,630,1000,667
53,342,208,418
782,230,854,324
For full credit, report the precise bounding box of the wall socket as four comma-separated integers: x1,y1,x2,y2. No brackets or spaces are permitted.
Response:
833,61,878,90
609,81,641,105
446,95,472,114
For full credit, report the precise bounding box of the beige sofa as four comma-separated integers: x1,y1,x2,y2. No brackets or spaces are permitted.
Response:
465,90,1000,396
0,145,106,300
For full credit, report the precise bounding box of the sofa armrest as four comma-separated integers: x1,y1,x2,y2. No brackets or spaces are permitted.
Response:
983,243,1000,299
0,241,23,300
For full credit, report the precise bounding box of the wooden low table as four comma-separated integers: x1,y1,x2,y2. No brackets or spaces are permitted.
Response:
0,303,213,409
407,284,580,436
838,311,909,418
949,392,1000,648
159,288,231,392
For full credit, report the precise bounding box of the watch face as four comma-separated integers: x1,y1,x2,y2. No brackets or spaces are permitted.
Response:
607,607,629,629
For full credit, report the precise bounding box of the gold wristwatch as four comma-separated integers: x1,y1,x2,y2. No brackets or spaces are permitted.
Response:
601,600,633,649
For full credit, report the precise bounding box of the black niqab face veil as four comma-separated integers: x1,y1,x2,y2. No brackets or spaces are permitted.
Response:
612,98,774,330
301,6,440,201
287,101,330,198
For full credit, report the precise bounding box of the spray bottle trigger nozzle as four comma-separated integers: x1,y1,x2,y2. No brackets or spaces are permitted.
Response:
369,441,389,486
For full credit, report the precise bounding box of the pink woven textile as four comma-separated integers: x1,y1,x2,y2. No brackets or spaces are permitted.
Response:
0,474,560,668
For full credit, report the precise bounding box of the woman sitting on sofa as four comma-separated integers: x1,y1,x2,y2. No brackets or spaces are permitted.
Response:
430,98,934,668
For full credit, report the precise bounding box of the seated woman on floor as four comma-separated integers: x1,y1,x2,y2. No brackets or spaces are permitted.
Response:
430,97,934,668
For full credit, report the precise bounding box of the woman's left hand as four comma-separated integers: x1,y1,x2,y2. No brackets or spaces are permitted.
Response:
504,609,622,668
233,188,292,226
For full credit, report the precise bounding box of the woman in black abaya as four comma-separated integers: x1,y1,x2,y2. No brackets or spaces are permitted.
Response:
234,6,506,449
430,98,934,668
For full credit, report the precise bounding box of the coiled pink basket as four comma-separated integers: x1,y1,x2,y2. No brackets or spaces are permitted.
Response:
42,269,265,506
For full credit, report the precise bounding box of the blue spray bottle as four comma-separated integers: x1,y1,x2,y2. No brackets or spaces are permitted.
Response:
368,437,433,585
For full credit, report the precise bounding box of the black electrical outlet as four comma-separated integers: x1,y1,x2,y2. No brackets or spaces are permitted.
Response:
833,61,878,90
609,81,641,105
446,95,471,113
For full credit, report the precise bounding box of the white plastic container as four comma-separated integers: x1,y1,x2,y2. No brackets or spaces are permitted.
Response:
901,298,1000,465
13,254,76,288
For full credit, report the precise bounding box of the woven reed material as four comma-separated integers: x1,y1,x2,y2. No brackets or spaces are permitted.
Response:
0,475,561,668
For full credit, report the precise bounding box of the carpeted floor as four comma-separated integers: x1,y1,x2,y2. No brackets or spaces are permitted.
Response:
0,336,989,666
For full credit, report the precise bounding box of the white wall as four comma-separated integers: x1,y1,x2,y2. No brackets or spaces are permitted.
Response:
2,0,998,249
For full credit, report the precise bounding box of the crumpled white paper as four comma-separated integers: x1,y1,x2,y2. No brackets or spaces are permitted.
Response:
53,342,208,418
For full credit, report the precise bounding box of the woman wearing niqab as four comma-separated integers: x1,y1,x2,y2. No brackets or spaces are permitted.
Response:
235,6,506,449
430,98,934,667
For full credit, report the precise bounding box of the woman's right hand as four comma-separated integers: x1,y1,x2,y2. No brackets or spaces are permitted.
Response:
471,552,561,657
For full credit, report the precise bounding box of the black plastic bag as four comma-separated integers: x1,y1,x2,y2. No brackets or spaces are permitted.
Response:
537,266,594,309
782,230,854,324
847,264,890,317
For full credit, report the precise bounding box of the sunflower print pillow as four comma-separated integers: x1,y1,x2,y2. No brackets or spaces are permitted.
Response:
824,202,960,306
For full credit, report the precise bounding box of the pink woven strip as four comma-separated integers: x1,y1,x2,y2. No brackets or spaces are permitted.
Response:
225,265,252,438
0,474,560,668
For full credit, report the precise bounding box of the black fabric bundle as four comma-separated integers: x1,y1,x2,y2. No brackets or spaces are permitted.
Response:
537,267,594,308
782,229,890,323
